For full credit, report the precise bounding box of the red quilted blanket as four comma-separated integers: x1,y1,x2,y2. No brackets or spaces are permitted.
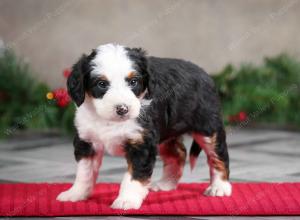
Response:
0,183,299,216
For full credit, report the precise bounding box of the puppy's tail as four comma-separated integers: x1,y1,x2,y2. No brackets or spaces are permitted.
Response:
189,140,202,171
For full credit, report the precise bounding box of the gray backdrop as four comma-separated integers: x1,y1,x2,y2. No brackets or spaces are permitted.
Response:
0,0,300,87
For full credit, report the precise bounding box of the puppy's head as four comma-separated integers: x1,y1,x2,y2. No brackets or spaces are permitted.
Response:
67,44,148,121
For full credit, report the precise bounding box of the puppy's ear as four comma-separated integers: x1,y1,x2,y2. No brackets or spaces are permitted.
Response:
67,50,96,106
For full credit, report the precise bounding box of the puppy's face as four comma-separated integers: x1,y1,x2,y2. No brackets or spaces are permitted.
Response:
67,44,148,121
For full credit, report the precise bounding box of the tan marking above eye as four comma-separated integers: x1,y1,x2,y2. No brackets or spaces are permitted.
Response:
98,75,108,81
127,71,136,79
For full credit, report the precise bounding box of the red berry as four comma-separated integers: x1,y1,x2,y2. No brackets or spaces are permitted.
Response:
63,68,71,78
53,88,71,107
57,98,69,107
228,115,236,123
239,111,247,121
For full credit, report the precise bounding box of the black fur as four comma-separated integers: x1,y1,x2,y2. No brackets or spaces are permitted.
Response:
87,76,110,99
125,47,149,95
68,46,230,182
128,55,229,180
125,75,144,97
67,50,97,106
125,129,158,181
215,127,230,177
145,57,224,139
189,140,202,159
73,133,95,162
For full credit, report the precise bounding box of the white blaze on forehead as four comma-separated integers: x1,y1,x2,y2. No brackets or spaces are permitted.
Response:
91,44,135,80
87,43,142,121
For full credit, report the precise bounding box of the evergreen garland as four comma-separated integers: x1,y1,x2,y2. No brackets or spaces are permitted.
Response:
1,50,299,138
0,50,75,138
213,54,300,128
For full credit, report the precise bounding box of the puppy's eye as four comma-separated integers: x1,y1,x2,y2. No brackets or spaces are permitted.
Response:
129,78,138,87
97,80,108,89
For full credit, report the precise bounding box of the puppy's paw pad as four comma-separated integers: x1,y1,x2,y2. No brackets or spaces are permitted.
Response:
111,197,142,210
204,181,232,197
150,180,177,192
56,189,88,202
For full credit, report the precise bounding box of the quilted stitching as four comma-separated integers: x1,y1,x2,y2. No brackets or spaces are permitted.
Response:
0,183,299,216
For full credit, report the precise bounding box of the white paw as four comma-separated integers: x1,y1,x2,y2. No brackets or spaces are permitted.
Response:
204,180,232,196
56,188,89,202
150,179,177,192
111,196,143,210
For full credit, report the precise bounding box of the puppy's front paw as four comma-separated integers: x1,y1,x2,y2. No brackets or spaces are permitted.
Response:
56,188,89,202
111,196,143,210
150,179,177,192
204,180,232,196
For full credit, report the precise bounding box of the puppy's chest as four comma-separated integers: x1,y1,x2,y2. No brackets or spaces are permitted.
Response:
76,115,143,156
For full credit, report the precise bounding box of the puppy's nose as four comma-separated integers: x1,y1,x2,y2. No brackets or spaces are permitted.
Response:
116,104,129,116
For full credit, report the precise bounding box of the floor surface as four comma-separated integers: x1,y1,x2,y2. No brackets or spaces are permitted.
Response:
0,128,299,219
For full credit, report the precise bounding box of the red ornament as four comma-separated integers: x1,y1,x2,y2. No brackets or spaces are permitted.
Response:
238,111,247,121
63,68,71,78
46,69,72,108
228,111,248,123
52,88,71,108
57,99,69,107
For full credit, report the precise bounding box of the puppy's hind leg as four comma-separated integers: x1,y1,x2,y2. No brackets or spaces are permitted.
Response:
151,137,186,191
57,135,103,202
193,128,232,197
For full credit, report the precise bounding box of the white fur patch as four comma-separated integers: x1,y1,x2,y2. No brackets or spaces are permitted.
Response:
150,155,182,191
151,141,184,192
89,43,141,121
74,43,147,156
204,169,232,196
75,98,144,156
111,172,149,210
92,44,134,79
56,154,103,202
150,179,177,192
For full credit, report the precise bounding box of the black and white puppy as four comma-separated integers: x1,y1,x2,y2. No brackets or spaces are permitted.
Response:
56,43,232,210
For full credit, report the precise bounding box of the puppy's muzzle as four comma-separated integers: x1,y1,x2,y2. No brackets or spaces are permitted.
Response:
116,104,129,116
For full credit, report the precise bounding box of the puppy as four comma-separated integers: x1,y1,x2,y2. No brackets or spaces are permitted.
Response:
56,43,232,210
